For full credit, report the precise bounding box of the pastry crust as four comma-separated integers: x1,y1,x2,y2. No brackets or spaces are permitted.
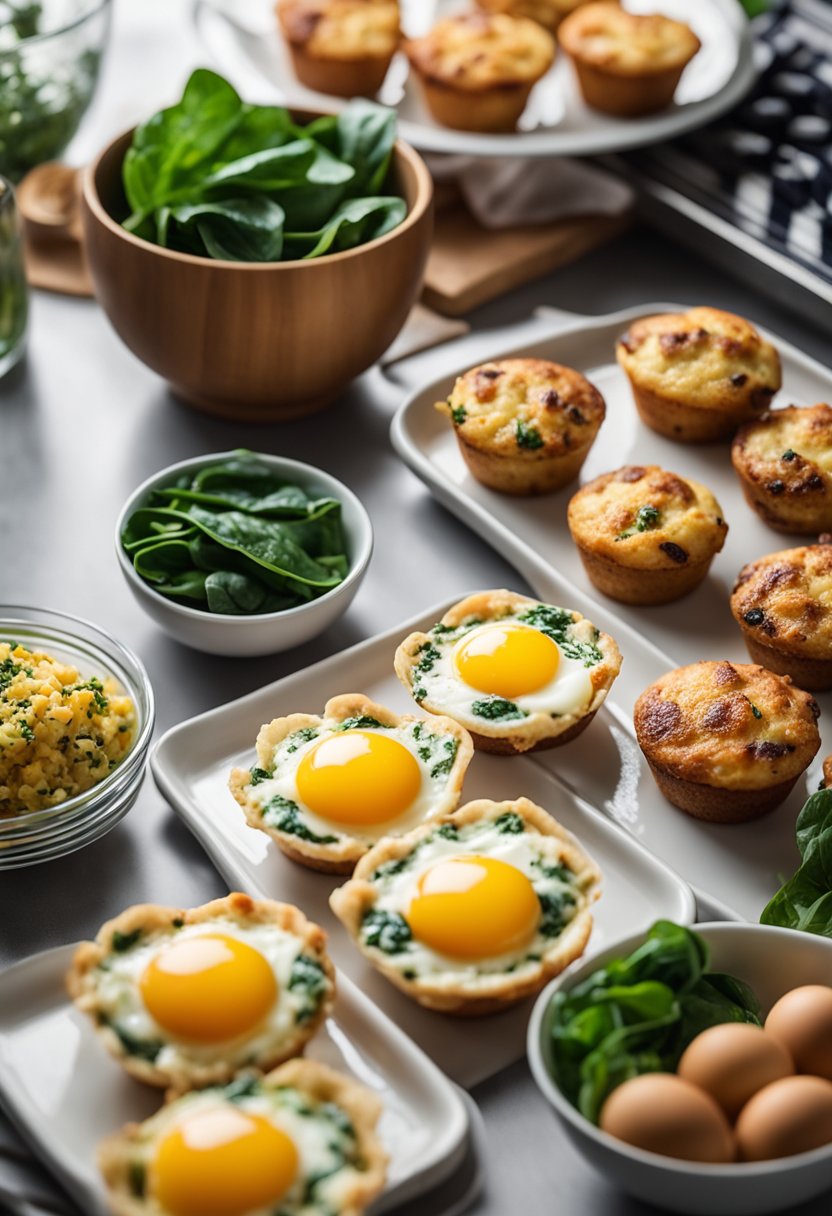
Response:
277,0,400,97
329,797,601,1015
438,358,606,495
731,542,832,689
67,893,335,1091
230,693,473,875
568,465,728,604
731,405,832,535
616,308,781,442
405,13,555,132
99,1058,387,1216
634,662,820,823
559,3,700,116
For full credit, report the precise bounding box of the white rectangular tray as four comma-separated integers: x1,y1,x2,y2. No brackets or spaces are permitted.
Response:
391,302,832,924
150,599,695,1090
0,944,472,1216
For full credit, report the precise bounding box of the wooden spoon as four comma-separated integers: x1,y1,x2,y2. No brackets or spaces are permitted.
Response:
16,162,83,243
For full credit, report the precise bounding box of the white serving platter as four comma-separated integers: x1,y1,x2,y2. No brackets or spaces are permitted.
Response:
194,0,755,158
391,302,832,925
0,943,473,1216
150,599,695,1090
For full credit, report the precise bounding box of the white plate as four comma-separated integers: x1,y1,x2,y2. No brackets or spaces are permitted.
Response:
391,302,832,924
194,0,755,158
0,944,472,1216
150,598,695,1090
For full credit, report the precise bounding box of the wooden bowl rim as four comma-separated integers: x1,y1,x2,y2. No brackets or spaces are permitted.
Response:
82,109,433,271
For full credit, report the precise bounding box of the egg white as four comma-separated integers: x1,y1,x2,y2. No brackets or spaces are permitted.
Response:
94,919,320,1071
364,819,582,985
249,718,460,843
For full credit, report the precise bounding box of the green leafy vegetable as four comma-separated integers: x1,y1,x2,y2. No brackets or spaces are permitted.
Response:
471,697,527,722
362,909,412,954
760,787,832,935
549,921,762,1123
519,605,602,668
288,955,329,1021
616,504,662,541
120,70,404,262
262,795,338,845
515,420,544,450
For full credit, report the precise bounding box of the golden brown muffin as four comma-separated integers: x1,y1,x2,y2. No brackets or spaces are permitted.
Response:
731,542,832,691
99,1059,387,1216
394,589,622,755
476,0,607,35
437,357,605,495
558,3,701,117
277,0,400,98
67,893,335,1092
616,307,782,443
731,405,832,535
823,754,832,787
405,12,555,133
329,797,601,1015
634,661,821,824
568,465,728,605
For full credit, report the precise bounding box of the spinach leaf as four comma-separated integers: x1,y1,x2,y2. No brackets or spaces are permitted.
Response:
262,795,338,845
362,909,412,955
159,197,285,262
471,697,527,722
187,506,343,589
204,571,294,615
288,955,329,1021
334,101,398,195
286,196,407,259
761,787,832,935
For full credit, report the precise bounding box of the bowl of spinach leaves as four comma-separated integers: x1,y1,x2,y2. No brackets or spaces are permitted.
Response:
528,920,832,1215
116,450,373,656
81,69,433,422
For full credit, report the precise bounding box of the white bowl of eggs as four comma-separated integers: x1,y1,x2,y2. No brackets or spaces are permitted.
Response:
527,921,832,1216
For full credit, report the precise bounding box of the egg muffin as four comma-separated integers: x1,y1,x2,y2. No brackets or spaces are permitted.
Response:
616,308,781,443
731,405,832,534
437,358,606,495
731,542,832,691
394,590,622,755
229,695,472,876
99,1059,386,1216
277,0,400,98
405,13,556,134
634,661,821,824
330,797,600,1015
558,3,701,117
67,893,335,1092
567,465,728,605
476,0,605,35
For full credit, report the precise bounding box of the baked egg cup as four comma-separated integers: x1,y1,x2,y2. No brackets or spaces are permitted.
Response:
329,796,601,1016
67,893,335,1093
229,693,473,875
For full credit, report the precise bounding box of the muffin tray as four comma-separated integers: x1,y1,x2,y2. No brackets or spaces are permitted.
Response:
150,598,695,1089
0,944,474,1216
391,302,832,923
194,0,754,158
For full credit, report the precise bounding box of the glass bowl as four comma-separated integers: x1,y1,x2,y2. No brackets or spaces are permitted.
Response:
0,605,155,868
0,0,112,181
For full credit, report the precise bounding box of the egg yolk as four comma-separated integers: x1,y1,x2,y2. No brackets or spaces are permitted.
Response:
454,623,559,698
295,730,421,826
407,855,540,960
140,934,277,1043
151,1106,298,1216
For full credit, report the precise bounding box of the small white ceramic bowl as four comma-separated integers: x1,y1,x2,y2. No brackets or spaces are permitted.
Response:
116,451,373,657
528,921,832,1216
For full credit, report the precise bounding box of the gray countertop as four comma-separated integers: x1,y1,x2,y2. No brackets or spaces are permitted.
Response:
2,3,832,1214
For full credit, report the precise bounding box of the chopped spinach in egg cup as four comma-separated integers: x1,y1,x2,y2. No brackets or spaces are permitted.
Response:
394,590,622,755
329,797,601,1016
98,1058,387,1216
229,693,474,876
67,893,335,1093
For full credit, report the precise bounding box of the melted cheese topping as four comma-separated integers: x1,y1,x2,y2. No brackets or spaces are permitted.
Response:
278,0,400,58
568,465,727,569
616,307,781,410
559,3,700,75
732,545,832,661
634,661,820,790
438,358,605,458
406,13,555,90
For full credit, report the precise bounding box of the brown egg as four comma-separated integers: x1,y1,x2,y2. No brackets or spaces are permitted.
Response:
765,986,832,1081
678,1023,793,1120
736,1075,832,1161
599,1073,735,1163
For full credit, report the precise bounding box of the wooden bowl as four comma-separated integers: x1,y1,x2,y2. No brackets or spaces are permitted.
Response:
81,122,433,422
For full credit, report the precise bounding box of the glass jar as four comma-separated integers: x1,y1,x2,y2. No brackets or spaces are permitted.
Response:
0,176,27,376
